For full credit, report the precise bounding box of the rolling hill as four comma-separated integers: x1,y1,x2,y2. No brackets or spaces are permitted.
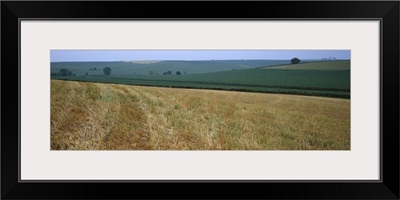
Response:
51,60,296,76
51,60,350,98
262,60,350,70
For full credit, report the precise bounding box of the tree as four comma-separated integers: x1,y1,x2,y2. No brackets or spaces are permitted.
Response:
103,67,111,75
59,68,72,76
176,71,181,75
149,70,155,75
93,67,97,70
85,72,89,76
291,57,300,64
166,70,172,75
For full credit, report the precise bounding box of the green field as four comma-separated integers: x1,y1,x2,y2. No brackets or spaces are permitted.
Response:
51,60,350,98
263,60,350,70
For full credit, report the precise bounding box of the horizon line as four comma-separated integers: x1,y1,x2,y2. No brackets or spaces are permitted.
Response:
51,58,349,63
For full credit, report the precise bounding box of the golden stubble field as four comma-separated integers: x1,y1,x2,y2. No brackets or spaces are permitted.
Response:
51,80,350,150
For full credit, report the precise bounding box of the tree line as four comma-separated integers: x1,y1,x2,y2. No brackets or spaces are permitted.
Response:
51,67,112,76
149,70,186,75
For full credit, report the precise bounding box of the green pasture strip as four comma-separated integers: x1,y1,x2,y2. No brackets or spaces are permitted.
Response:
52,68,350,98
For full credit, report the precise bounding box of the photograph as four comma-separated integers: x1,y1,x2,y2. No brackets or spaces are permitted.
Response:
3,0,399,199
50,50,351,150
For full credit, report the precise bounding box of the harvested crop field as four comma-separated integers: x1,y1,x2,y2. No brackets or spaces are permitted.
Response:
51,80,350,150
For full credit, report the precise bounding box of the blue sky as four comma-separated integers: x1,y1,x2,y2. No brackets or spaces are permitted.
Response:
50,50,350,62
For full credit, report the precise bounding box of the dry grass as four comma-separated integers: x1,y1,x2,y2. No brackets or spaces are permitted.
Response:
51,80,350,150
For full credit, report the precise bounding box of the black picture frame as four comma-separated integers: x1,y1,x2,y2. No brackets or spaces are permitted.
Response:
2,1,399,199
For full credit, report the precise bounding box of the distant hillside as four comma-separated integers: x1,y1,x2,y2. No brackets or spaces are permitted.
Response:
262,60,350,70
51,60,294,76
